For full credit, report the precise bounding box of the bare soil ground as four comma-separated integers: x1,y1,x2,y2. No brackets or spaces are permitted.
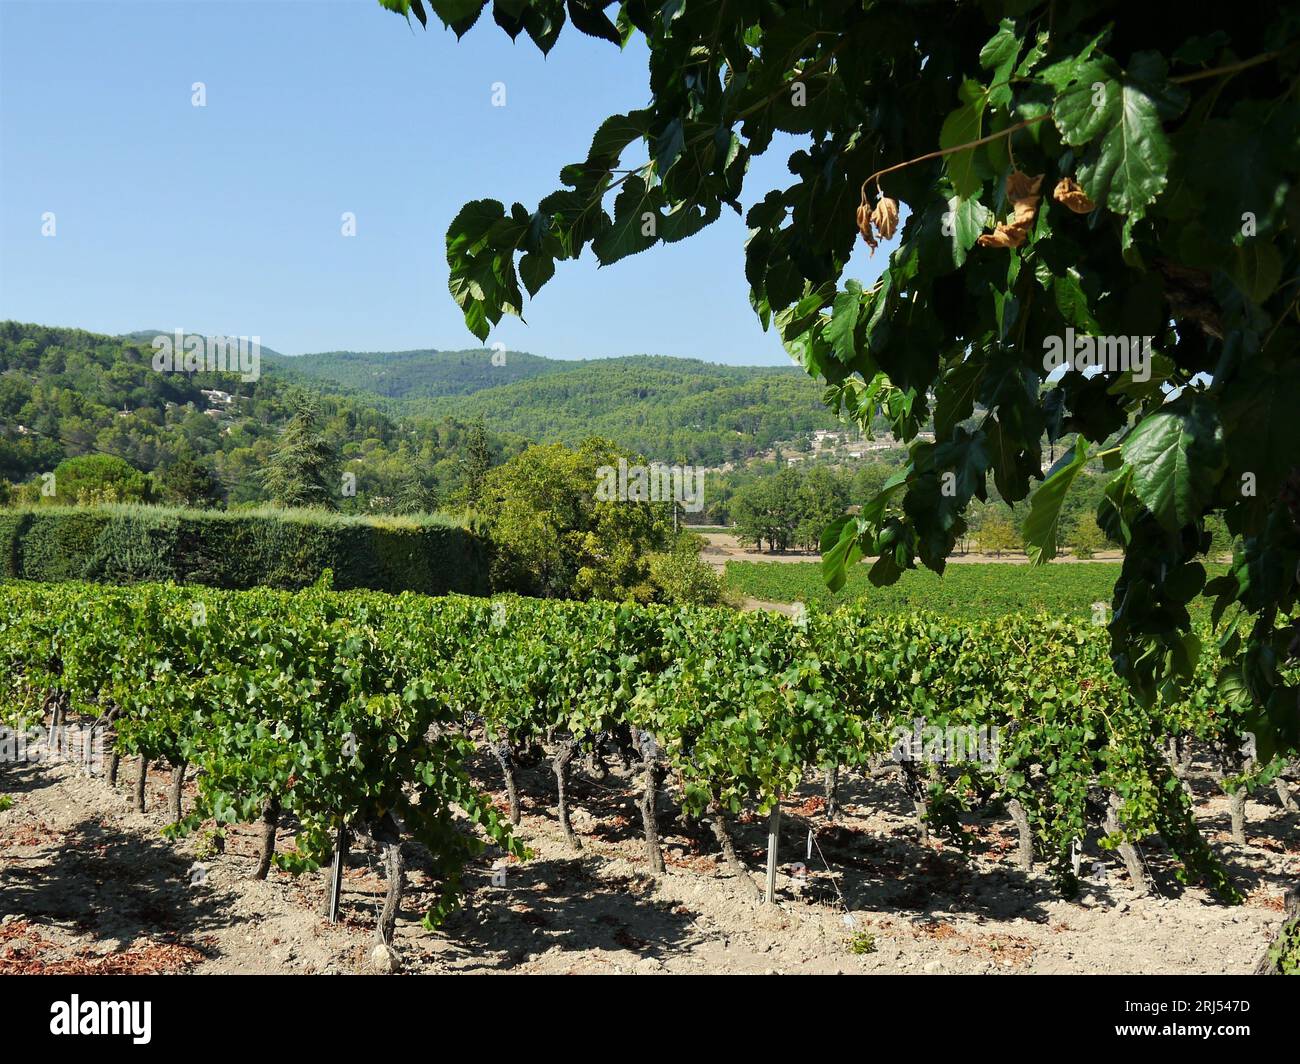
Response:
698,531,1125,571
2,751,1295,975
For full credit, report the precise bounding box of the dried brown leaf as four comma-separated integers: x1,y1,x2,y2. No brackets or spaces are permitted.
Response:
855,201,878,252
977,170,1043,251
977,224,1029,249
871,196,899,241
1006,170,1044,206
1053,176,1095,214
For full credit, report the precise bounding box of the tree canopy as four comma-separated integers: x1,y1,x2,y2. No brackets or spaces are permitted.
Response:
475,437,678,599
34,454,155,506
383,0,1300,754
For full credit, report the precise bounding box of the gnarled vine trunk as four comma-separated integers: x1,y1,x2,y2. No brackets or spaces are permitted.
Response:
254,796,280,880
636,731,666,873
899,761,929,845
373,814,404,946
1229,786,1249,845
490,738,520,826
45,690,65,750
1219,742,1255,846
552,737,581,851
320,825,348,920
168,760,187,822
1007,798,1034,872
585,738,609,782
708,809,761,901
823,764,839,822
1104,792,1151,896
133,757,149,812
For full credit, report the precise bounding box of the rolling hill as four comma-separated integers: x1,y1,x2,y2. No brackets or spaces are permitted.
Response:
262,347,560,398
0,322,844,506
264,348,838,464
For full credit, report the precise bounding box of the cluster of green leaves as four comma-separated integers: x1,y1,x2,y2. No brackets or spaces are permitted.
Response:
730,464,848,552
395,0,1300,755
1268,911,1300,974
474,436,690,600
646,533,723,606
643,606,829,816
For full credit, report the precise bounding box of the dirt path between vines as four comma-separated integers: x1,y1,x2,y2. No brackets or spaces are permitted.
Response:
5,751,1297,975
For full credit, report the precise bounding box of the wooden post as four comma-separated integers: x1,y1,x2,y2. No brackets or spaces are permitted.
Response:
765,800,781,905
327,823,346,923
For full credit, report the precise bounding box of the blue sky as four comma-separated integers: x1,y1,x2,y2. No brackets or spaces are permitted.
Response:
0,0,888,364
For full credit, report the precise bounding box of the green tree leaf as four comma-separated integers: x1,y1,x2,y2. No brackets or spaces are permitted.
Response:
820,514,861,593
824,283,862,363
1052,52,1186,217
1121,397,1225,531
940,81,988,199
1023,438,1088,564
1228,239,1283,302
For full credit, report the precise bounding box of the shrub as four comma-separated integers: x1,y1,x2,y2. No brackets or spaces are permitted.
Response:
648,535,722,605
0,504,488,595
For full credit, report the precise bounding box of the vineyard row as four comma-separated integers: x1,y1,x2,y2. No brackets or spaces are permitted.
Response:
1,580,1295,942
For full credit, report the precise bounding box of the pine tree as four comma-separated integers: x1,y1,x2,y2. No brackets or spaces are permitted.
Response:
261,396,339,510
159,452,223,508
460,415,491,504
395,471,438,515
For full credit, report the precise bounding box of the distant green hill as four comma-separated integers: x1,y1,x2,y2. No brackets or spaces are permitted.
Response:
412,357,838,465
117,330,289,360
1,323,841,498
265,349,838,465
263,347,560,398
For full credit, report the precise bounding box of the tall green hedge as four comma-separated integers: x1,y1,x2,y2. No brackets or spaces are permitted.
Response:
0,506,489,595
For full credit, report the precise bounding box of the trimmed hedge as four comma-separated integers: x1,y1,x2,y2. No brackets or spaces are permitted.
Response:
0,506,489,595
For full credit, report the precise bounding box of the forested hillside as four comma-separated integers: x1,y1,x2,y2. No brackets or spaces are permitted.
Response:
400,356,838,464
0,323,841,500
264,347,839,464
262,347,560,398
0,322,523,509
